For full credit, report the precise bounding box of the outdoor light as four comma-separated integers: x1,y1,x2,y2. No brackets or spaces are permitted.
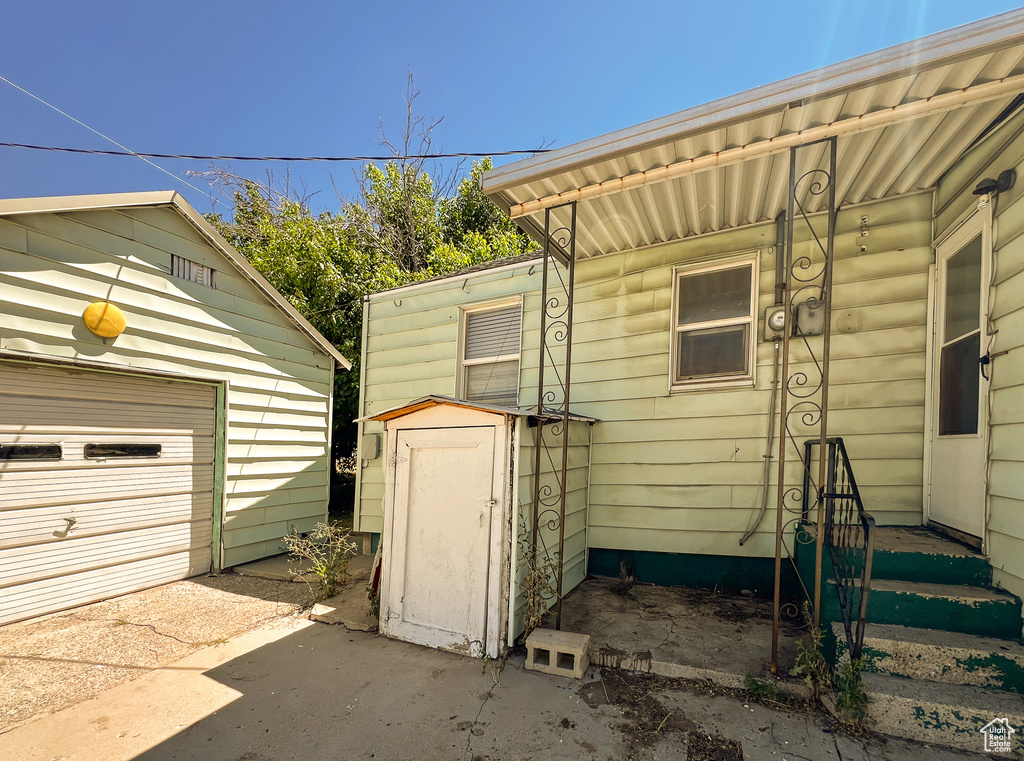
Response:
82,301,126,338
973,169,1016,196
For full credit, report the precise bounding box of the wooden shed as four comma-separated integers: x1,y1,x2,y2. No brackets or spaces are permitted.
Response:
361,396,594,657
0,191,349,624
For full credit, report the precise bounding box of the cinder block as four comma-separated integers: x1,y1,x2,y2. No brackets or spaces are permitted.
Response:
525,628,590,679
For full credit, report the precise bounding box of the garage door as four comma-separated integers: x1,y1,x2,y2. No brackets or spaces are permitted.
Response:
0,361,217,624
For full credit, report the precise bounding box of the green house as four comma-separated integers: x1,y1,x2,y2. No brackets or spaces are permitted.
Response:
356,11,1024,700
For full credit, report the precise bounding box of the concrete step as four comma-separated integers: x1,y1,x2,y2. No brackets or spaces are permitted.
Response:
834,622,1024,694
861,671,1024,756
795,525,992,587
824,578,1022,639
871,527,992,586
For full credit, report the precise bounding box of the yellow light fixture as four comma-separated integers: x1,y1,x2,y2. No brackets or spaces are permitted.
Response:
82,301,126,338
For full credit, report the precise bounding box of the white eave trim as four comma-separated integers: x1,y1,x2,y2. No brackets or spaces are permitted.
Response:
0,191,352,370
482,7,1024,196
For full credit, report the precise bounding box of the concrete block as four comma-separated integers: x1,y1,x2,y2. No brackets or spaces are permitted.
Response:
525,628,590,679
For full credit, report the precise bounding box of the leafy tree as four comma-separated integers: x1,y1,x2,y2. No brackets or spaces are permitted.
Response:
207,155,532,461
202,74,536,462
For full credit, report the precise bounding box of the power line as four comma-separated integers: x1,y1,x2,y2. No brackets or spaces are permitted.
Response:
0,75,206,197
0,141,552,163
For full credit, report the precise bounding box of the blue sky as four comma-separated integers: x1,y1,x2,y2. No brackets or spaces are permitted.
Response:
2,1,1022,216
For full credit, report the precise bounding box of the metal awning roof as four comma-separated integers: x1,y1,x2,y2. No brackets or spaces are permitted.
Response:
483,9,1024,259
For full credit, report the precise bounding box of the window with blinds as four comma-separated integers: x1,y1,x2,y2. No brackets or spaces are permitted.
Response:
462,302,522,407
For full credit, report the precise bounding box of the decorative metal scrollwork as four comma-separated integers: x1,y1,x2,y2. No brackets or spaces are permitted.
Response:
771,137,838,674
528,201,578,632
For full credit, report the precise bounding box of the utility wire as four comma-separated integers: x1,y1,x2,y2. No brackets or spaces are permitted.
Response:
0,141,552,163
1,75,207,196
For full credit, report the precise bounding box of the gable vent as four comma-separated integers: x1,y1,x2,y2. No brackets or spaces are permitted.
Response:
171,254,216,289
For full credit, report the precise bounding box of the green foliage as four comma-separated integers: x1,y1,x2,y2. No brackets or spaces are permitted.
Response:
790,625,833,700
743,675,802,709
835,658,869,724
282,521,357,601
366,581,380,620
208,156,532,457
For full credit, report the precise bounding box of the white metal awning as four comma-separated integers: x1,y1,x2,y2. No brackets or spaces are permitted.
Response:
483,9,1024,259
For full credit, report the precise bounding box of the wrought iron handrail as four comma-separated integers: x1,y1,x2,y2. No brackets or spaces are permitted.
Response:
803,437,876,660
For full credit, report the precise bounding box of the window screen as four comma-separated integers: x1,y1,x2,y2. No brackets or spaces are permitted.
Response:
673,261,756,385
462,303,522,406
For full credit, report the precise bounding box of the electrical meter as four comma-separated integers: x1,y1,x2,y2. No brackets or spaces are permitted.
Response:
763,305,788,341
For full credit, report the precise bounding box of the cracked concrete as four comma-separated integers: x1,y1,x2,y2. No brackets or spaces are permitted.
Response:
561,579,804,691
2,618,993,760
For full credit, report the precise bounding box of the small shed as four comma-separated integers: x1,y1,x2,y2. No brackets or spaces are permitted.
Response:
0,192,350,624
362,396,595,658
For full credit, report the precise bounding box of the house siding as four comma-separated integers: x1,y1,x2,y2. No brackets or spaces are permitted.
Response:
936,106,1024,601
356,191,932,561
356,263,543,534
0,205,334,567
561,191,932,558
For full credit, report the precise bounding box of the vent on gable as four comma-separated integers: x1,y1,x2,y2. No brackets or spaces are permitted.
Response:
171,254,216,289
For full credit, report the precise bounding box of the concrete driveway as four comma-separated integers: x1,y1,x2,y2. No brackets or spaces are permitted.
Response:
0,573,307,733
2,615,990,761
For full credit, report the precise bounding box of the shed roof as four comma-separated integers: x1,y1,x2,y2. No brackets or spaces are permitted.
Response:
483,9,1024,259
0,191,351,369
357,395,599,424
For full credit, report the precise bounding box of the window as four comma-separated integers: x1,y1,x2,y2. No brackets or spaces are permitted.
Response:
461,301,522,406
84,444,162,459
0,443,62,460
671,257,757,387
171,255,216,288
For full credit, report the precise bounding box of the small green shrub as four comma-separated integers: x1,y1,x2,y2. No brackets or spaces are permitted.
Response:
283,522,357,601
790,625,833,700
835,658,869,724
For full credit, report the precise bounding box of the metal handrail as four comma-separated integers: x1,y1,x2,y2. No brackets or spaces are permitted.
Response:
803,437,876,660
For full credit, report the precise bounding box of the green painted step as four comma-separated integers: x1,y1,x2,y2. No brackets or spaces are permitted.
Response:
834,622,1024,694
859,671,1024,756
823,578,1022,640
872,542,991,587
794,525,992,587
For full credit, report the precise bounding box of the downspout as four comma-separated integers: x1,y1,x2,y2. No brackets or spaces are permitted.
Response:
739,212,786,546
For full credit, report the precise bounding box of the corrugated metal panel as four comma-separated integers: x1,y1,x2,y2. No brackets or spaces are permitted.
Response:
0,361,216,624
487,31,1024,259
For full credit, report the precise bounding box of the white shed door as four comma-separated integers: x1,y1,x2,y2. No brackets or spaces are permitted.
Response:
0,361,217,624
384,426,496,656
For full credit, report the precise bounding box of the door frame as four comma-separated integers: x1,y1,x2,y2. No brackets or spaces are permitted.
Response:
380,404,512,658
924,204,992,547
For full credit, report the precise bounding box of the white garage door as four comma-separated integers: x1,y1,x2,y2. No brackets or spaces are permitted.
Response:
0,361,217,624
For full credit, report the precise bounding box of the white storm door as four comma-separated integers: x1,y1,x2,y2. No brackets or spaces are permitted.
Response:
385,426,496,656
929,219,990,539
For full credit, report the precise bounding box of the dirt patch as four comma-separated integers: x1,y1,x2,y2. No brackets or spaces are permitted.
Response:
0,573,306,733
580,669,698,758
687,731,744,760
579,667,818,760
